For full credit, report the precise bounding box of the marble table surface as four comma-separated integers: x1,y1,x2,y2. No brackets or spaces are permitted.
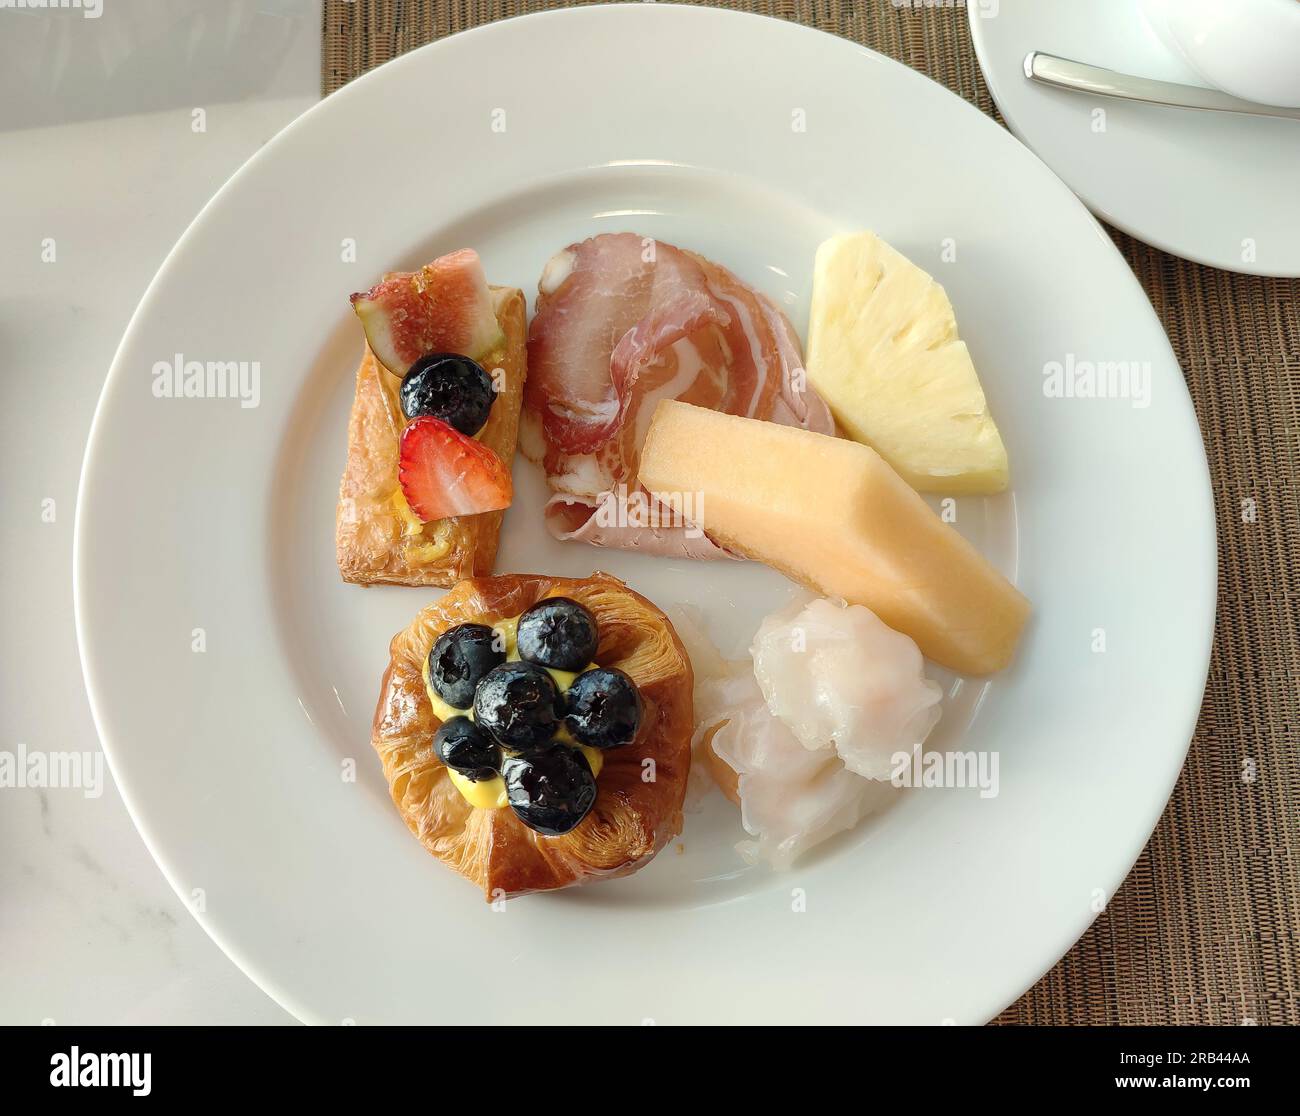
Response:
1,0,327,1024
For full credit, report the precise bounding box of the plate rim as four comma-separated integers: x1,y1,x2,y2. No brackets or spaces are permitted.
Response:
74,2,1217,1025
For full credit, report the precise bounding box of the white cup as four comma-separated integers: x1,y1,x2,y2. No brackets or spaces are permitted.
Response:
1141,0,1300,108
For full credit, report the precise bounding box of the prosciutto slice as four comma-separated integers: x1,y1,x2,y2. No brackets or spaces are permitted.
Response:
525,233,834,556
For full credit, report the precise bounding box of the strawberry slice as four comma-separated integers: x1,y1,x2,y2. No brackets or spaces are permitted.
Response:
398,416,512,522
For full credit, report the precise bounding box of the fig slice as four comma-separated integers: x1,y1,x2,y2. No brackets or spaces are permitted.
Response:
351,248,506,375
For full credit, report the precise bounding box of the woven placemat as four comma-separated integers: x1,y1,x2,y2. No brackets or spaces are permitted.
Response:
322,0,1299,1025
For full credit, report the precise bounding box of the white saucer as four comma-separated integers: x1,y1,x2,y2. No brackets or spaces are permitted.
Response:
970,0,1300,276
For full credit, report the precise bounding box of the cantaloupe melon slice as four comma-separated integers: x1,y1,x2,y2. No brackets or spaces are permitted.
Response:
638,400,1029,675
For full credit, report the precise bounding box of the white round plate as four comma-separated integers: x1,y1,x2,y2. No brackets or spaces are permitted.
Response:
76,5,1214,1025
970,0,1300,276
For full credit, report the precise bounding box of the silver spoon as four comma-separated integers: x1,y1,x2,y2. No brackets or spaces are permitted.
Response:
1023,51,1300,121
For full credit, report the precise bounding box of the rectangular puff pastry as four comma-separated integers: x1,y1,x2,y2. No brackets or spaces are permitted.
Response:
336,286,526,587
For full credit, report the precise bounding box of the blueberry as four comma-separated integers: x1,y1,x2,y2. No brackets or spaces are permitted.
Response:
473,661,563,751
427,623,505,709
564,667,642,749
515,597,599,672
399,353,494,436
502,747,597,836
433,716,500,781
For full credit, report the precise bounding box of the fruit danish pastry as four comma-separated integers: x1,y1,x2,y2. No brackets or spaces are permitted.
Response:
336,249,525,587
371,572,694,898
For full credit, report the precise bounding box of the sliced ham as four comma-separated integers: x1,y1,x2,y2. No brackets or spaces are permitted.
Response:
543,491,739,561
525,233,834,557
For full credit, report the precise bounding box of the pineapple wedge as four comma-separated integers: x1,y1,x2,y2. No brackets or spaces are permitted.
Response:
806,232,1008,495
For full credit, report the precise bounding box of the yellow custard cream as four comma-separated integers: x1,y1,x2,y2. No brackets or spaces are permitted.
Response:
424,615,602,809
391,488,453,565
